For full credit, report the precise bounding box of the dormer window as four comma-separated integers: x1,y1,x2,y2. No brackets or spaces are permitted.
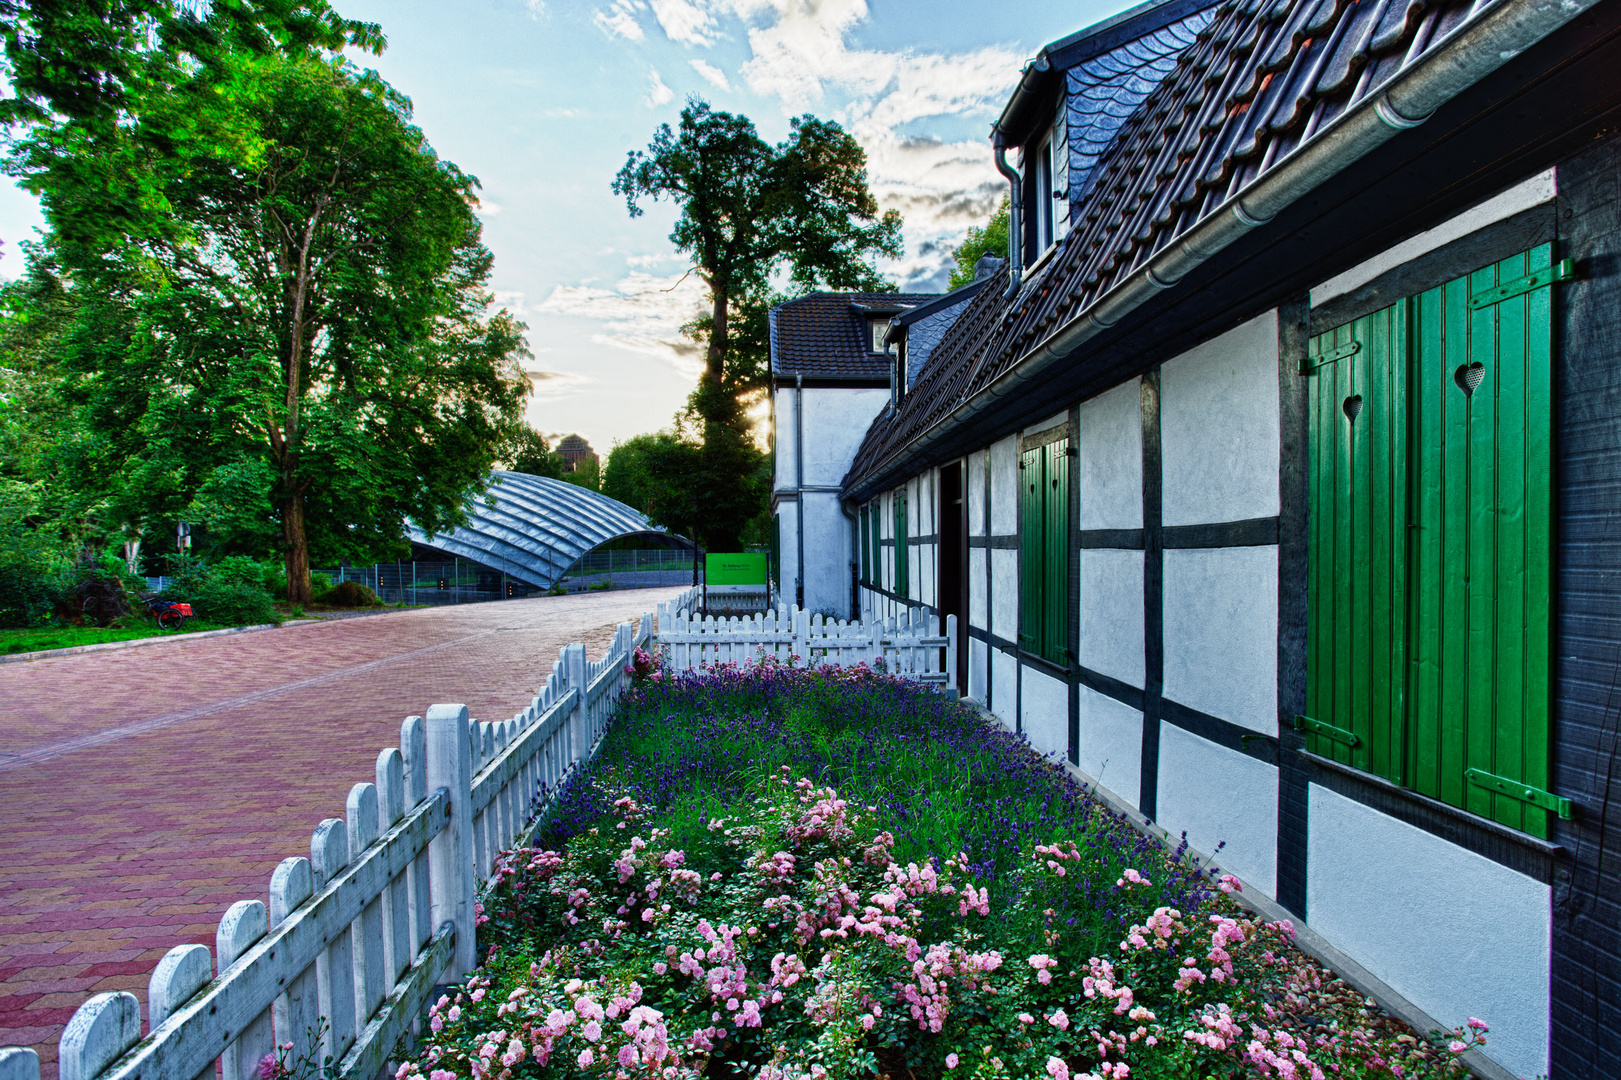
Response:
1023,105,1069,265
1029,136,1054,254
870,318,894,354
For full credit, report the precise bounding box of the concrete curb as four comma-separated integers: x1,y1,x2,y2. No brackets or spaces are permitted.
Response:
0,621,294,665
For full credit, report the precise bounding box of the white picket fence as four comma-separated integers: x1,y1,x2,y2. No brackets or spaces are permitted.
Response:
0,615,654,1080
655,603,958,694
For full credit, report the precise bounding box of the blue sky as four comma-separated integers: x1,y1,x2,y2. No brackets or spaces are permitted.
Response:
0,0,1137,455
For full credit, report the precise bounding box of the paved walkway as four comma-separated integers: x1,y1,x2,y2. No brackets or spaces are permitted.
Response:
0,588,683,1077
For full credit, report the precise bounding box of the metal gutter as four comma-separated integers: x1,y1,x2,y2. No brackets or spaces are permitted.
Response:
847,0,1601,503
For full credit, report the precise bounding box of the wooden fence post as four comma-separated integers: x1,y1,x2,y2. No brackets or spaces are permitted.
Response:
425,703,476,980
0,1048,39,1080
310,819,356,1063
345,783,388,1029
269,857,318,1069
565,644,588,764
946,615,959,695
217,901,273,1080
57,992,140,1080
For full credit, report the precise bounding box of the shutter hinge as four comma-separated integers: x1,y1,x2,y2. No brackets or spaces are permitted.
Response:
1301,340,1360,375
1468,258,1577,310
1464,768,1573,819
1292,714,1360,747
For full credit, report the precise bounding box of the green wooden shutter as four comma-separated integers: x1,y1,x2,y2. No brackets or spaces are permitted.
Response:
1305,302,1410,778
894,489,909,597
871,502,881,588
1407,244,1554,836
1305,244,1555,838
1043,439,1071,665
1020,447,1044,657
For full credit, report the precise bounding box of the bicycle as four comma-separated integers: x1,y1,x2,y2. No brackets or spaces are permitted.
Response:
145,596,194,630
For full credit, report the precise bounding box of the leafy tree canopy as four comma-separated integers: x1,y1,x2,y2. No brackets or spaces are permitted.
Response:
948,195,1009,289
613,98,902,411
2,14,530,601
502,428,565,480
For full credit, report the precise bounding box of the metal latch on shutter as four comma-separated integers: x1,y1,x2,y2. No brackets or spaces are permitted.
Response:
1292,714,1359,746
1301,340,1360,374
1468,258,1577,310
1464,768,1573,819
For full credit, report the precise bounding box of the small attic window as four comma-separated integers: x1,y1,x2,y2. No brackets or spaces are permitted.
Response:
870,318,894,354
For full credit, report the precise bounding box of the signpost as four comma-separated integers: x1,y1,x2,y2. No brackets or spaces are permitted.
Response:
704,553,769,617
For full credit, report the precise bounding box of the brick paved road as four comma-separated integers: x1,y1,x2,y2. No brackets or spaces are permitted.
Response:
0,588,684,1076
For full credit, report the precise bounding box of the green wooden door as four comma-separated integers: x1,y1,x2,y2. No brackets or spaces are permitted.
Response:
1019,440,1070,666
1020,446,1044,656
1305,244,1555,837
894,489,909,597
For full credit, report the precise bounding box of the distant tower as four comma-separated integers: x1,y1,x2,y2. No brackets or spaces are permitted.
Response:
556,434,598,474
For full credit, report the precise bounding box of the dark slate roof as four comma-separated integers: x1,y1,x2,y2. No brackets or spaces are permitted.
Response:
845,0,1489,494
769,292,939,381
898,280,990,388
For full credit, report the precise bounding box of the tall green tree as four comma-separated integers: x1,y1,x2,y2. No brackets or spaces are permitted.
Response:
6,35,530,600
613,98,902,412
948,195,1010,288
502,427,565,479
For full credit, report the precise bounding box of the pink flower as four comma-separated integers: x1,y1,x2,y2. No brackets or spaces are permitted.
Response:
1448,1040,1467,1054
1017,1013,1034,1024
429,1072,456,1080
581,1020,601,1042
1467,1017,1488,1031
1046,1056,1070,1080
945,1054,959,1069
1048,1008,1070,1031
576,1050,593,1067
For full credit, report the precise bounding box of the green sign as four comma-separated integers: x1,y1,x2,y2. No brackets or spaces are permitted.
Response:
706,552,767,586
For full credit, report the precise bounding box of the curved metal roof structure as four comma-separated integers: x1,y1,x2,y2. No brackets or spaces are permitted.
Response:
406,471,675,588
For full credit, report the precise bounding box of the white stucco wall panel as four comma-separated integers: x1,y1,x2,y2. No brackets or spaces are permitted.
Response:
1160,312,1280,527
969,450,987,536
1162,546,1278,734
1079,379,1143,530
798,388,889,487
1307,785,1550,1079
1021,664,1069,760
991,548,1018,643
990,647,1018,729
969,548,988,629
1077,685,1142,808
989,437,1019,536
1156,725,1277,895
968,637,988,704
1079,548,1145,688
801,491,850,617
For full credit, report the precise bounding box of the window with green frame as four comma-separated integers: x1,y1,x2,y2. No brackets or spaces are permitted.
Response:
1304,243,1565,838
893,488,909,597
1019,436,1070,666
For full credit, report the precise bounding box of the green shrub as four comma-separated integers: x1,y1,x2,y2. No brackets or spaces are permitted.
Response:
310,572,334,600
323,580,383,607
183,580,279,626
0,560,62,628
211,555,283,596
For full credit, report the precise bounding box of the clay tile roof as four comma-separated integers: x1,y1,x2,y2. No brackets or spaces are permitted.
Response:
770,292,940,381
844,0,1484,495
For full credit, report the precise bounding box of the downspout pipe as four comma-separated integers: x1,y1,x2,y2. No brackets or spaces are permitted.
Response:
848,0,1598,503
795,372,805,611
993,132,1023,299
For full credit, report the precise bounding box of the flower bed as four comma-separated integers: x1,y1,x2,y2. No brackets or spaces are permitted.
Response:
399,662,1490,1080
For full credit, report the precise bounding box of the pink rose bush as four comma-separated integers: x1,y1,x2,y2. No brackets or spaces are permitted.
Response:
392,668,1494,1080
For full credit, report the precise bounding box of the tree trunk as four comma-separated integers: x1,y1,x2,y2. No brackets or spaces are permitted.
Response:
706,282,729,387
282,486,313,604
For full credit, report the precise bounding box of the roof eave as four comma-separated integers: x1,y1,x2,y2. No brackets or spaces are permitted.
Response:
847,0,1601,503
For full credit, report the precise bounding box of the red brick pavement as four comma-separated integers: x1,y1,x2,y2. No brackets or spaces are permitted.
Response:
0,588,684,1077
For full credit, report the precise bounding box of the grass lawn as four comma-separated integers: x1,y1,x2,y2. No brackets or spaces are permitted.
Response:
395,663,1491,1080
0,618,243,654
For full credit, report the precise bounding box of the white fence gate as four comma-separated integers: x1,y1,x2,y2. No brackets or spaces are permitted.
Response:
654,602,958,694
0,616,653,1080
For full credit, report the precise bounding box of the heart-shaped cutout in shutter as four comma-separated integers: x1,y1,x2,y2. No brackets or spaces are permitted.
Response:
1343,395,1363,422
1455,362,1486,397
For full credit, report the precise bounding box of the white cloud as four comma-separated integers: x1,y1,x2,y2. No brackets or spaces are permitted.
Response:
689,58,731,91
627,253,681,267
593,0,645,40
538,270,708,377
650,0,718,44
523,369,594,401
526,0,547,19
473,199,503,216
643,67,675,107
544,107,578,118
